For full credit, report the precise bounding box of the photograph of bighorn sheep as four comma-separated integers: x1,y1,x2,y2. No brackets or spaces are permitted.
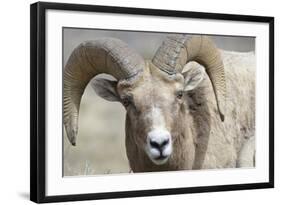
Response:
63,28,255,176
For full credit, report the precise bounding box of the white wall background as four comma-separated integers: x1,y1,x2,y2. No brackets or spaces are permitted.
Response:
0,0,278,204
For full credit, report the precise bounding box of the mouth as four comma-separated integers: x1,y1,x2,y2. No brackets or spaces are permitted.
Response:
151,154,170,165
155,154,168,160
145,146,171,165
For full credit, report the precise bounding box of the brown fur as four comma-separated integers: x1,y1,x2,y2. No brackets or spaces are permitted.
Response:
119,50,255,172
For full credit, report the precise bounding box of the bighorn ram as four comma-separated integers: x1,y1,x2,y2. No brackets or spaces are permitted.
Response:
64,35,255,172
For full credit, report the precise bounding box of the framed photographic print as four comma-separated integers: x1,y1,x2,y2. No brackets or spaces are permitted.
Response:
30,2,274,203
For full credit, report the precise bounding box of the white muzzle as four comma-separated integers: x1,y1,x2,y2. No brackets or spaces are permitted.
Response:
145,129,172,165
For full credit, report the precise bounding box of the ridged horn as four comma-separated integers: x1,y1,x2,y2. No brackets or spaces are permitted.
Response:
152,35,226,121
64,38,145,145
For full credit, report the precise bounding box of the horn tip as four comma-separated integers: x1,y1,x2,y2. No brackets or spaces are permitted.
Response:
69,135,77,146
65,124,78,146
220,113,225,122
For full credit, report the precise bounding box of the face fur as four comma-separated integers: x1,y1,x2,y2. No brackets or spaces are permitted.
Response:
92,62,204,165
117,64,186,165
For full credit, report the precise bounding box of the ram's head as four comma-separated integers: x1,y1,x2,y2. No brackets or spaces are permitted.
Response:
64,35,226,165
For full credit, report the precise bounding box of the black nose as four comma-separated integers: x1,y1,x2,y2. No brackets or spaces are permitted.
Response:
149,139,169,151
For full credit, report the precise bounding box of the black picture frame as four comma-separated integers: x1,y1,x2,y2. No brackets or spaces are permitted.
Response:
30,2,274,203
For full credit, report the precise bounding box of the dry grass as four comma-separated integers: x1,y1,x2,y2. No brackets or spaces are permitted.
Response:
63,84,130,176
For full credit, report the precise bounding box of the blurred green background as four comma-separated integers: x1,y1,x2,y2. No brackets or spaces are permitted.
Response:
63,28,255,176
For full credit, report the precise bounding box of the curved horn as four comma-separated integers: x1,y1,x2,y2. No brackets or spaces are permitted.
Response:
152,35,226,121
64,38,145,145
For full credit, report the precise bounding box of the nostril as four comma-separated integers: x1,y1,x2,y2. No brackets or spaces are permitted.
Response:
149,138,170,149
150,140,160,149
147,129,171,151
161,139,169,147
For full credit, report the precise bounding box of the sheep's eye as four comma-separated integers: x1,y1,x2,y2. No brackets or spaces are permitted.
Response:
176,91,184,99
122,96,131,107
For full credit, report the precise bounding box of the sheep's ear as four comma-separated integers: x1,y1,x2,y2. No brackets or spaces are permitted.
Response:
182,65,205,91
91,78,120,102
